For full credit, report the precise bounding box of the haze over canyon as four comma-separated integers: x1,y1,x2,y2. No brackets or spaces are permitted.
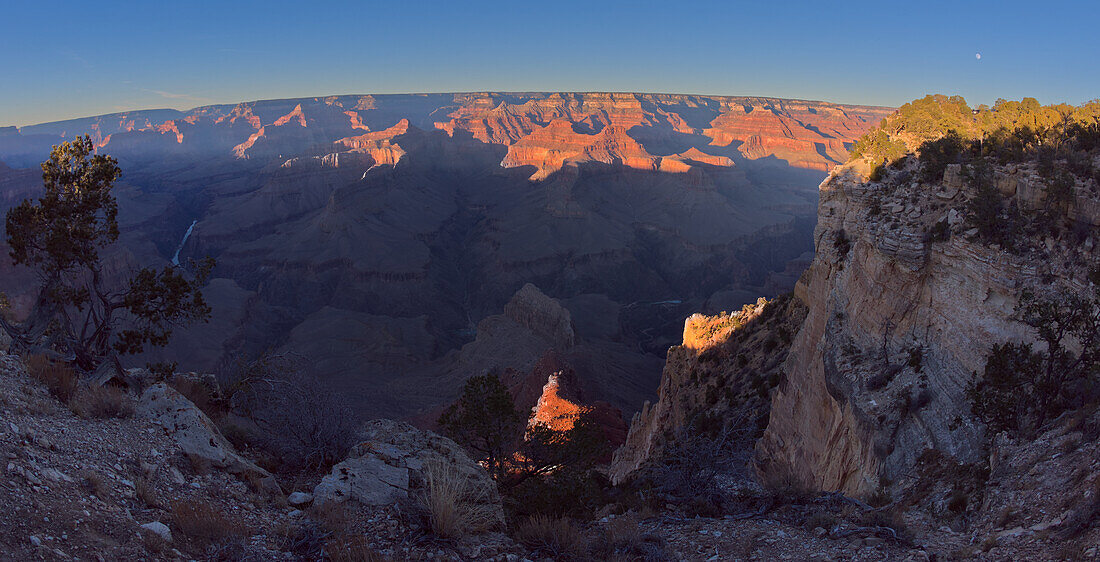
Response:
0,92,891,419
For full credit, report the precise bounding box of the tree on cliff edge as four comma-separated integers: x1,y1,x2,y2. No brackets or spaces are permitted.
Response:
438,372,524,481
0,136,212,373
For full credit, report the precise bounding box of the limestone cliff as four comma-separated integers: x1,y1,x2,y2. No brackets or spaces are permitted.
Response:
755,155,1100,496
609,295,806,484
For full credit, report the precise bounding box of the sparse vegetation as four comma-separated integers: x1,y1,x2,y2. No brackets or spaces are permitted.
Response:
968,282,1099,435
134,476,162,509
515,515,590,561
322,535,390,562
833,229,852,258
170,497,248,548
23,354,78,403
70,385,134,419
591,513,671,561
219,352,359,474
418,458,501,539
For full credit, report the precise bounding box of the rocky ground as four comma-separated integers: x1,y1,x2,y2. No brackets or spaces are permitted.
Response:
0,348,1096,561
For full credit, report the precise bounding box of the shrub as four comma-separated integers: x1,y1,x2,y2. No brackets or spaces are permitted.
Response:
71,385,134,419
918,130,967,183
947,489,968,514
867,486,892,508
419,459,500,539
506,463,611,520
866,368,897,391
592,513,671,561
656,414,754,508
514,515,589,561
224,354,359,473
323,535,390,562
970,286,1100,435
82,471,108,500
134,476,162,509
24,354,78,403
906,346,924,372
1046,168,1076,210
868,164,887,182
437,371,524,481
912,389,933,411
168,375,220,418
925,219,950,243
964,183,1023,251
170,498,247,548
804,511,839,532
833,229,852,257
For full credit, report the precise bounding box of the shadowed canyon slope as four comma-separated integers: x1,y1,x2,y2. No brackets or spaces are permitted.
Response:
0,93,891,419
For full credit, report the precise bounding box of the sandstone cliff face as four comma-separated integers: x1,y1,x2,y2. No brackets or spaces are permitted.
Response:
609,296,806,484
755,158,1100,497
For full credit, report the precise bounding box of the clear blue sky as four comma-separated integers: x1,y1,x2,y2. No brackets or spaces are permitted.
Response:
2,0,1097,126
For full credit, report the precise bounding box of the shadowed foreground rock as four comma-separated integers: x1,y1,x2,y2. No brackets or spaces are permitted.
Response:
313,419,505,528
138,382,280,493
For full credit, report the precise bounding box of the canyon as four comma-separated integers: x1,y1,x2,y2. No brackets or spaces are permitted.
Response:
0,93,891,420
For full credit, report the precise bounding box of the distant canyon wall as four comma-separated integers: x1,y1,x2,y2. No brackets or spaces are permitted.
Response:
0,93,891,419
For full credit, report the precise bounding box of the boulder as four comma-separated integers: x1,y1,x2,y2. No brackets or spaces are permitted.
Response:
0,328,10,352
313,419,504,528
140,521,173,542
287,491,313,506
942,163,964,189
137,383,279,493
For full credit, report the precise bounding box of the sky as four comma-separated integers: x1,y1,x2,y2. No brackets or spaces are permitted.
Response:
2,0,1097,126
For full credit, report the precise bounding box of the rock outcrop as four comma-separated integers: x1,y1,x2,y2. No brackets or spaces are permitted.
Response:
313,419,505,529
755,156,1098,496
610,296,806,484
503,283,576,351
521,353,629,452
137,383,279,492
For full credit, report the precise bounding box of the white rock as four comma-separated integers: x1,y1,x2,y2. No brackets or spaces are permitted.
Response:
138,383,278,492
313,419,504,530
947,208,963,226
140,521,172,542
287,491,313,506
40,468,73,483
167,466,186,486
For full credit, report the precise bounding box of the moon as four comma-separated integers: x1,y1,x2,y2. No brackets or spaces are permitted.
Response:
975,53,982,60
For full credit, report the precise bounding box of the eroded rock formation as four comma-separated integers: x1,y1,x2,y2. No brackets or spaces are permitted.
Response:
609,296,806,484
755,156,1100,496
0,93,889,419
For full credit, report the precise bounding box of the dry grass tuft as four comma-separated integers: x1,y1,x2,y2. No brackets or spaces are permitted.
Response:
593,513,671,561
134,476,162,509
170,498,247,547
419,459,500,539
71,385,134,419
82,471,109,500
186,453,213,476
323,534,391,562
308,500,350,534
515,515,589,561
24,354,78,403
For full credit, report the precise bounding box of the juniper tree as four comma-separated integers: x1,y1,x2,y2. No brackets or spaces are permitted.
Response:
0,136,212,372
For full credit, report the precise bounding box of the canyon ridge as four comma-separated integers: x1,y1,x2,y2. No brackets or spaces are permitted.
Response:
0,92,891,420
